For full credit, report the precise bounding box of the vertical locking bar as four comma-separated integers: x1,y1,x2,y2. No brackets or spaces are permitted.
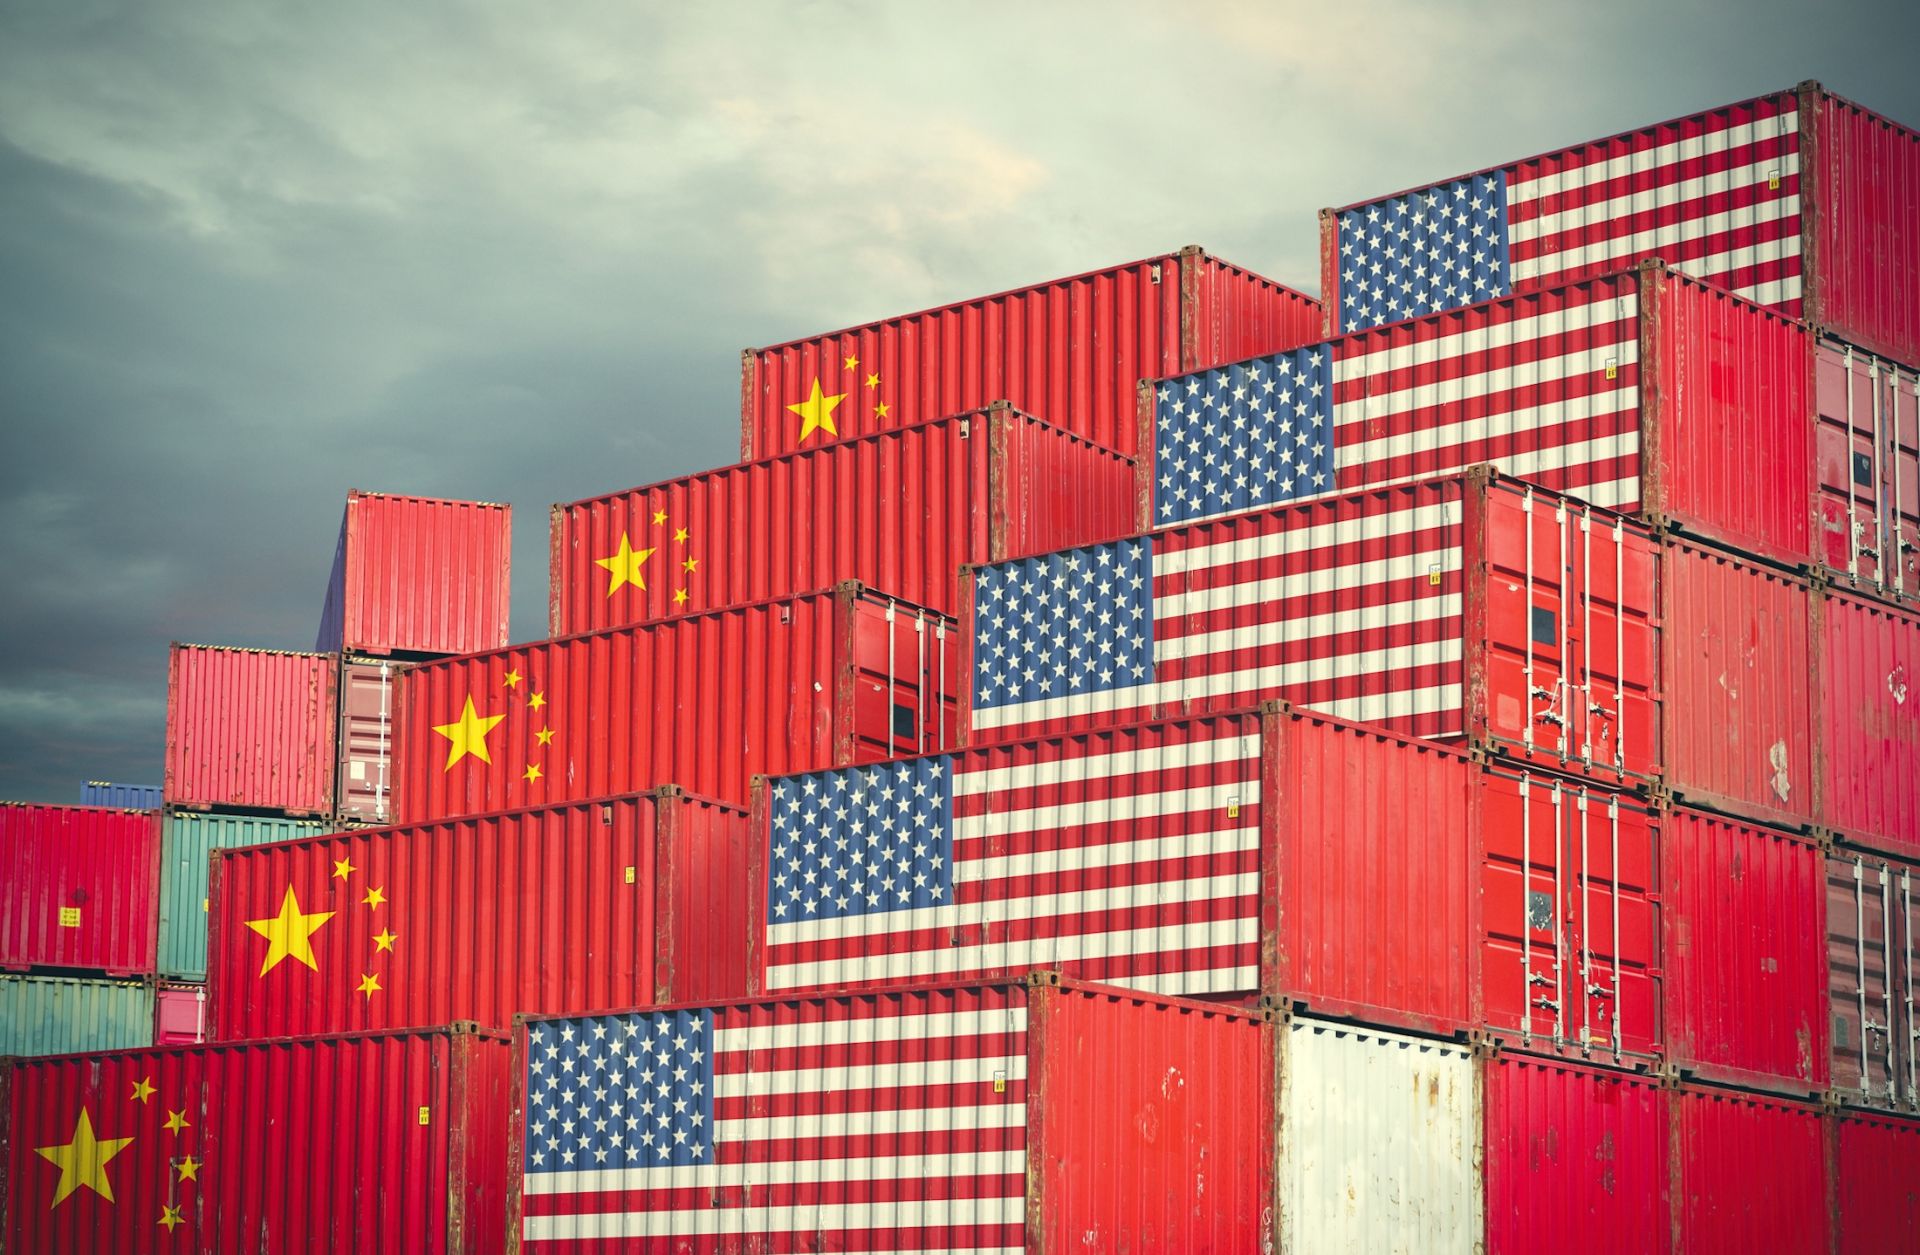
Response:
935,618,948,751
1557,501,1570,766
1873,356,1889,591
1612,519,1626,771
1580,509,1594,772
1855,859,1873,1097
1578,788,1593,1052
1610,795,1623,1058
1521,774,1533,1046
1883,861,1897,1101
1846,345,1862,580
884,598,899,753
1552,781,1567,1046
377,660,392,822
1903,866,1916,1105
1895,366,1910,599
1523,489,1536,752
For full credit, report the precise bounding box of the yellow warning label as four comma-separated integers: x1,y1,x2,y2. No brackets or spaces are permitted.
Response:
58,906,81,928
418,1106,431,1126
624,866,636,884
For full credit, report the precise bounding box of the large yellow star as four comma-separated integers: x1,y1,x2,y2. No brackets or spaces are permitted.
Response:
244,885,334,976
35,1108,133,1207
786,377,847,442
431,696,505,769
594,533,657,596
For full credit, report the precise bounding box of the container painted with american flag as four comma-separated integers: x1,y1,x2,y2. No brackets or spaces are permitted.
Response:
742,247,1324,462
1321,81,1920,367
394,584,956,822
550,405,1139,633
204,789,749,1042
964,468,1662,789
1143,262,1812,566
507,976,1275,1252
1816,336,1919,603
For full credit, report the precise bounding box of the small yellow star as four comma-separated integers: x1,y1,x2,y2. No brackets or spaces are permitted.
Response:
843,354,859,371
876,400,891,419
35,1109,133,1206
373,929,397,953
176,1154,200,1183
523,763,543,783
786,377,847,441
431,696,506,769
159,1204,183,1232
673,588,689,605
362,886,387,910
332,857,355,881
357,973,381,1000
865,372,880,390
682,556,698,573
674,527,689,544
163,1109,189,1135
594,533,657,596
502,669,522,689
535,727,555,746
651,509,668,526
130,1076,156,1104
528,691,547,711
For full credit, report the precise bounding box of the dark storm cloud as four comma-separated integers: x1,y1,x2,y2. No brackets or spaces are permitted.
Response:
2,0,1916,799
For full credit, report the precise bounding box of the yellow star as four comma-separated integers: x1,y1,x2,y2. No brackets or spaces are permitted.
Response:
843,354,859,371
331,857,355,881
159,1204,183,1232
176,1154,200,1183
362,886,387,910
163,1109,189,1135
594,533,656,596
673,588,688,605
875,400,891,419
786,377,846,441
357,973,382,1000
674,527,689,544
244,885,333,976
35,1108,134,1206
130,1077,155,1104
652,509,668,526
373,928,396,953
535,727,555,746
865,372,880,390
432,696,506,769
528,691,546,711
503,669,522,688
522,763,543,783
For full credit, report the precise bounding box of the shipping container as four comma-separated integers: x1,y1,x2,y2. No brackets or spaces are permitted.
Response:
1660,539,1817,830
1146,262,1813,565
0,975,153,1056
0,803,159,976
964,469,1662,788
1816,589,1920,857
507,976,1273,1251
1670,1083,1831,1255
316,488,513,657
1825,848,1919,1111
0,1024,508,1254
1834,1111,1920,1252
153,981,206,1046
164,643,338,815
752,704,1659,1057
395,584,956,821
77,781,161,809
1663,808,1827,1094
1275,1016,1480,1253
205,789,749,1040
1816,338,1919,601
1321,82,1920,366
551,405,1138,634
1483,1052,1671,1255
338,654,403,824
742,247,1323,461
157,809,328,980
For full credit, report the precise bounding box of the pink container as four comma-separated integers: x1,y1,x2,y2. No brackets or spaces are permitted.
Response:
153,981,206,1045
0,804,159,976
164,644,338,816
1815,589,1920,857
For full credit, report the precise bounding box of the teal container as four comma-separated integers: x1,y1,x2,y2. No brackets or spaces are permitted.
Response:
0,974,154,1055
159,809,329,979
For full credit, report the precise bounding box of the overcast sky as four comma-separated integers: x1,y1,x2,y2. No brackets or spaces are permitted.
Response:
2,1,1914,802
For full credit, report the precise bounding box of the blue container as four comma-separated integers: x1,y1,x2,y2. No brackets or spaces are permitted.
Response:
79,780,163,809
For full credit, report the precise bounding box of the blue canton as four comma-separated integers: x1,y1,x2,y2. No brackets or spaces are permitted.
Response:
767,757,954,922
970,539,1154,707
1153,346,1336,525
523,1009,716,1171
1336,171,1511,331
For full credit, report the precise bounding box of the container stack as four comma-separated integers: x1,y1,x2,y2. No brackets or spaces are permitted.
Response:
3,79,1917,1253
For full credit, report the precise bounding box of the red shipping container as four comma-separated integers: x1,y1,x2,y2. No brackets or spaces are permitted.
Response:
1670,1084,1831,1255
1662,808,1827,1094
1815,589,1920,857
394,584,956,821
1322,82,1920,367
1145,262,1813,566
0,1024,508,1254
152,982,205,1046
164,643,338,816
1815,339,1918,602
1483,1052,1671,1255
550,406,1138,633
337,654,403,825
1660,539,1817,830
507,977,1273,1251
742,247,1323,461
316,489,513,657
1835,1111,1920,1252
963,469,1662,790
0,804,158,976
205,789,749,1040
1825,848,1919,1112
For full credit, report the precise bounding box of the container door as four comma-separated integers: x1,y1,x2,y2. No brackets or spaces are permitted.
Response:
847,593,956,762
1827,852,1903,1107
336,658,396,823
1818,342,1920,597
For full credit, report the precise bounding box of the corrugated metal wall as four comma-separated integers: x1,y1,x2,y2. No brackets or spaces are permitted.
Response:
0,975,154,1055
158,809,328,980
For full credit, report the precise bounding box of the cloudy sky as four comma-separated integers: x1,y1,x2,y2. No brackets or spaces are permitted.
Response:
2,1,1913,802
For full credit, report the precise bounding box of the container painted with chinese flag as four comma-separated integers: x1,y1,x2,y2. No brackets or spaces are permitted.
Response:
507,976,1274,1252
1483,1052,1671,1255
1145,262,1813,567
1321,82,1920,368
316,489,512,658
1834,1111,1920,1252
395,584,957,821
1669,1083,1832,1255
1662,808,1827,1095
551,405,1139,633
963,469,1662,790
164,643,338,816
0,804,159,976
1815,589,1920,858
1815,338,1919,602
152,982,206,1046
742,247,1323,461
0,1024,508,1254
204,789,750,1041
1825,847,1920,1112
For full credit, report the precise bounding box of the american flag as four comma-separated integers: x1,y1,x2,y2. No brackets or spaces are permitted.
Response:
517,987,1031,1250
1331,90,1801,332
1153,276,1642,527
760,720,1263,995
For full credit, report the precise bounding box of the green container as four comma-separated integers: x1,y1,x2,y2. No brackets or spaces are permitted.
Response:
0,974,154,1055
159,809,329,979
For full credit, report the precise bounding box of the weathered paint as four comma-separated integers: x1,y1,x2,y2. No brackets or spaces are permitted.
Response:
1815,589,1920,857
316,489,512,657
1825,848,1919,1112
337,655,403,824
164,643,338,815
77,782,161,809
0,803,159,976
1814,338,1919,602
0,975,153,1056
1670,1084,1831,1255
157,809,328,980
1834,1111,1920,1253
